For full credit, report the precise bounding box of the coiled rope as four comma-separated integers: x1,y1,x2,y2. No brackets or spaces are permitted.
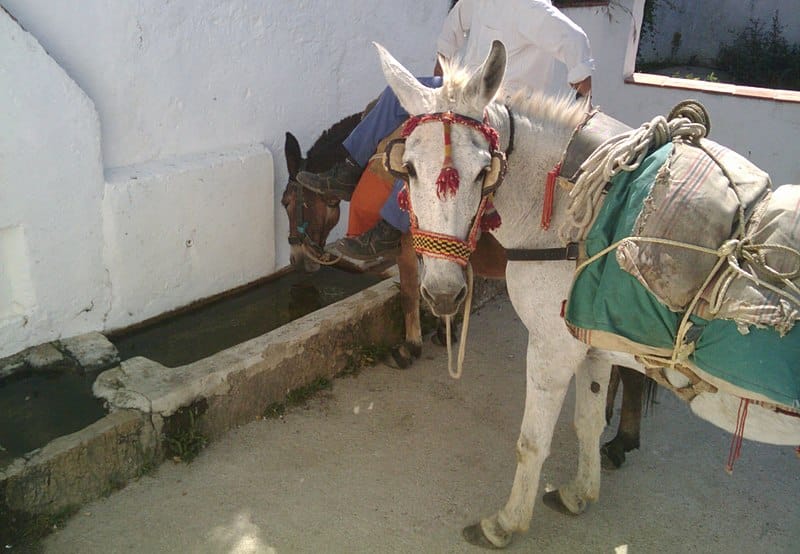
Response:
559,115,707,243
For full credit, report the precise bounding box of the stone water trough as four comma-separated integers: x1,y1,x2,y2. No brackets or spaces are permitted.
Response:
0,268,406,540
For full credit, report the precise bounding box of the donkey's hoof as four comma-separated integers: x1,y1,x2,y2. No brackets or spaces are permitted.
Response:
391,344,414,369
462,523,509,549
462,524,499,549
542,490,585,516
407,342,422,359
600,442,626,470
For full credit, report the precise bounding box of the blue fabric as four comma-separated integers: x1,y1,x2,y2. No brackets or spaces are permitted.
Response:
380,179,411,232
344,76,442,167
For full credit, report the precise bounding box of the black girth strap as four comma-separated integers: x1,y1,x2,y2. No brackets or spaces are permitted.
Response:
505,242,579,261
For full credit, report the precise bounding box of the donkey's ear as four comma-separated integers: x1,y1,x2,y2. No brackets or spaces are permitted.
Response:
374,42,436,115
284,132,303,178
465,40,506,108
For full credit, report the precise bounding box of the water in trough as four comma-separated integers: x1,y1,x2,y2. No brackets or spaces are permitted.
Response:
0,267,384,467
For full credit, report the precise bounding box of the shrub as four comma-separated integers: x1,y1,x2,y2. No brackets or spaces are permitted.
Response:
717,13,800,91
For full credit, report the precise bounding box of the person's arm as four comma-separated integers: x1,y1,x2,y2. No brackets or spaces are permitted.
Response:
434,0,473,74
518,2,595,89
572,76,591,97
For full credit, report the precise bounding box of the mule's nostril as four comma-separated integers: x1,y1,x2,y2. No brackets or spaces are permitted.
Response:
453,285,467,306
421,286,435,306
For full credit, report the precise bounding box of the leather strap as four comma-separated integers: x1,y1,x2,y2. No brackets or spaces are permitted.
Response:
505,242,579,261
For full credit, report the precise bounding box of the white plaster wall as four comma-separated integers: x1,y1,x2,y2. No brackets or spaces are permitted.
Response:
637,0,800,65
565,0,800,186
2,0,449,272
103,146,274,330
0,1,449,358
0,13,109,358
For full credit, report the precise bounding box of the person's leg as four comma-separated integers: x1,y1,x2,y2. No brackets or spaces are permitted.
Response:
336,180,408,260
379,180,410,232
298,77,442,200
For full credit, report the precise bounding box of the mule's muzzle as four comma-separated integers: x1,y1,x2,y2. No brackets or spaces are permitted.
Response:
421,283,467,317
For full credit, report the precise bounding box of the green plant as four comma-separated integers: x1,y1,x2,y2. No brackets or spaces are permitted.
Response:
717,12,800,90
164,407,207,463
264,377,334,419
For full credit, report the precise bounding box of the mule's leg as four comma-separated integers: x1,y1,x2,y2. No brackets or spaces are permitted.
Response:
605,365,621,425
601,366,645,469
391,233,422,368
463,264,586,548
546,349,611,515
464,333,578,548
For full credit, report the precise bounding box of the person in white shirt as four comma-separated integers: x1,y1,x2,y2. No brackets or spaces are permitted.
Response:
298,0,595,259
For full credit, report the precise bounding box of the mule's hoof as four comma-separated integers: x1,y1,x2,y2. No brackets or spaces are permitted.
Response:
462,523,501,549
391,345,413,369
408,342,422,359
542,490,583,516
600,443,625,470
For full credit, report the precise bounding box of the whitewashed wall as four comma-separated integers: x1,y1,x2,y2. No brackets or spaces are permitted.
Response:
637,0,800,65
0,1,448,358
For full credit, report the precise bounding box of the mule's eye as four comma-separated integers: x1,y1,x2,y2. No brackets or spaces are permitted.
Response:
404,163,417,178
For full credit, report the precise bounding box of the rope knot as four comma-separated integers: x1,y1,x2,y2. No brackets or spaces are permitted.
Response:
718,239,741,258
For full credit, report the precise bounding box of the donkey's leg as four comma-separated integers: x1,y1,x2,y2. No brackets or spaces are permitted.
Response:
601,366,645,469
391,233,422,368
546,349,611,515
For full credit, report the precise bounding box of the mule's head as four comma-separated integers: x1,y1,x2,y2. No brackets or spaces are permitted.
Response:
282,132,341,272
376,41,507,316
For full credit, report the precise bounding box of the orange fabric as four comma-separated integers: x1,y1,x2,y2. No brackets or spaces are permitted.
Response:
347,162,394,236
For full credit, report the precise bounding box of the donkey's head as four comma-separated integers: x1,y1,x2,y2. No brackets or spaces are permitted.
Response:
282,132,342,272
377,41,507,316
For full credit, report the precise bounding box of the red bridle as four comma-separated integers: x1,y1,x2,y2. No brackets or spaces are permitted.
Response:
397,111,505,267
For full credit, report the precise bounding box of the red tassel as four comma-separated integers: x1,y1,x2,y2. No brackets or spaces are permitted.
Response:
725,398,750,474
480,205,502,231
397,185,410,211
437,166,460,200
541,163,560,230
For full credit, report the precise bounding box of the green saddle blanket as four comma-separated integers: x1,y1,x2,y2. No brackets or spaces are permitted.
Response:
566,143,800,408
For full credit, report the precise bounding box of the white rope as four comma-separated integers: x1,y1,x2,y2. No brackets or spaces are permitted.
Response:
446,263,474,380
571,234,800,369
559,116,706,243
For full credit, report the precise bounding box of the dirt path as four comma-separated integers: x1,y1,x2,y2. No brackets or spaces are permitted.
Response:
42,295,799,553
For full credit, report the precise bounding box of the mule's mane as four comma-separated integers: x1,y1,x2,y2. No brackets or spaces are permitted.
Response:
506,90,587,131
305,112,363,173
440,57,587,132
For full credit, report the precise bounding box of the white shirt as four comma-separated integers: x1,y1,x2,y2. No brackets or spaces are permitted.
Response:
436,0,595,97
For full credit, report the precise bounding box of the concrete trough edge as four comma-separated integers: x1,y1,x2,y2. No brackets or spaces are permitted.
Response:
1,275,404,531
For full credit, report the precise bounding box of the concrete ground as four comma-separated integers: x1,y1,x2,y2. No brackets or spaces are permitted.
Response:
41,294,799,553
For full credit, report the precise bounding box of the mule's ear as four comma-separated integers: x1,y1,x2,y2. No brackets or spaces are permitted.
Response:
285,132,303,178
374,42,436,115
464,40,506,108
